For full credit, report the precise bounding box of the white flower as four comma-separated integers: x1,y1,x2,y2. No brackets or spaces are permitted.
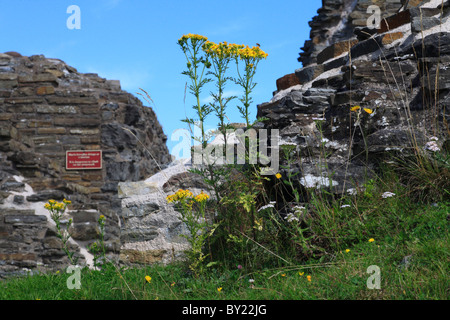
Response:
285,212,299,223
381,192,396,198
257,203,275,212
340,204,351,208
424,141,440,152
249,279,255,283
429,136,439,141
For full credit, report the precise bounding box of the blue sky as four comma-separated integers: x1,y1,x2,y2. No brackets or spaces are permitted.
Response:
0,0,321,157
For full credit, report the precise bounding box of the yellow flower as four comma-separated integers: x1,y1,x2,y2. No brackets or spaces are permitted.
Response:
166,189,194,203
145,276,151,283
53,202,65,211
179,33,208,43
363,108,373,114
63,199,71,204
217,287,222,292
307,275,312,282
345,249,350,253
298,272,304,276
368,238,375,243
350,106,361,112
171,282,176,287
194,191,210,203
281,273,286,277
275,173,282,179
99,215,105,220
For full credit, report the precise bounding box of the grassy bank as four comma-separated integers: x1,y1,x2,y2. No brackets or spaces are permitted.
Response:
1,187,448,300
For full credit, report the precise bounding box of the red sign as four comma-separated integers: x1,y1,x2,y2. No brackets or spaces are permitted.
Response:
66,150,102,170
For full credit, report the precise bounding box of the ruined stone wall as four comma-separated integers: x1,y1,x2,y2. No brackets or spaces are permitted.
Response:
262,0,449,193
299,0,427,67
0,52,171,277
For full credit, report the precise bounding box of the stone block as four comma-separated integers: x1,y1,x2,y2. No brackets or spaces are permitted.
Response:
0,253,36,261
0,80,18,90
26,189,67,202
44,69,64,78
317,39,358,64
4,215,47,224
119,249,166,264
69,128,100,135
295,64,325,84
350,36,383,60
382,32,404,45
69,222,99,241
36,105,78,114
377,10,411,33
54,117,101,127
36,86,55,95
18,73,57,83
36,127,66,134
276,73,301,91
46,96,97,105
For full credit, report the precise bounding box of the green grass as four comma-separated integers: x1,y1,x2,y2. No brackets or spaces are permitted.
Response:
0,197,448,300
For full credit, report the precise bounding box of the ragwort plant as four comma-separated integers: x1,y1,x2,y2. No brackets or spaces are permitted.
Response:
166,189,216,277
44,199,78,265
177,33,272,267
88,214,107,269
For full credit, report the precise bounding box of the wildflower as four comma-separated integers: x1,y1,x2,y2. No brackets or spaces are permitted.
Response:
178,33,208,44
285,212,299,223
281,273,286,277
307,275,312,282
381,192,395,198
298,272,304,276
254,218,263,231
63,199,71,205
257,203,274,212
166,189,194,203
293,205,305,212
171,282,176,287
345,249,350,253
237,265,243,270
341,204,351,208
363,108,373,114
217,287,223,292
368,238,375,243
424,140,440,152
145,276,151,283
275,173,282,179
99,215,105,220
194,191,210,203
249,279,255,283
350,106,360,112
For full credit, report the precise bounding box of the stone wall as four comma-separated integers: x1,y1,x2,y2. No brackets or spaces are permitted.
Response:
262,0,449,194
0,52,171,277
299,0,427,66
